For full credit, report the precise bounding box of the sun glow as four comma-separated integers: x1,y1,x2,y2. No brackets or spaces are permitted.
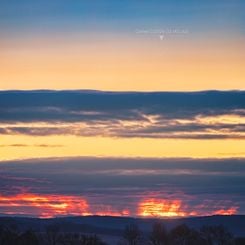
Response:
0,193,239,218
0,193,90,218
0,193,131,218
214,207,238,215
138,198,238,218
138,198,186,217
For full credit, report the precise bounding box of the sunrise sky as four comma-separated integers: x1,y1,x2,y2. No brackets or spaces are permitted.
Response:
0,0,244,218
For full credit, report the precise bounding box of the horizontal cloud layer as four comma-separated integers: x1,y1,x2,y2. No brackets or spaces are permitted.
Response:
0,157,244,217
0,90,244,139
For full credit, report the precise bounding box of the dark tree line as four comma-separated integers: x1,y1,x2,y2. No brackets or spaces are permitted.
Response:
120,222,244,245
0,225,39,245
0,224,107,245
44,224,107,245
0,222,245,245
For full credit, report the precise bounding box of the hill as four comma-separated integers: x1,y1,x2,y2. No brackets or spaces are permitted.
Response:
0,215,245,244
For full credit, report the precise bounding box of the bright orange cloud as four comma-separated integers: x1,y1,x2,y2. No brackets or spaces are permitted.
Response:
138,198,186,217
0,193,131,218
0,193,238,218
138,198,238,218
0,193,90,218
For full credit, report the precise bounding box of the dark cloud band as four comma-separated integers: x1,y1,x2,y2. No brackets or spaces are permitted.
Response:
0,157,244,216
0,90,244,139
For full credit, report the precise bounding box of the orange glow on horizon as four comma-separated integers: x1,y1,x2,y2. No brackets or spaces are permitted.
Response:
0,193,90,218
138,198,238,218
0,193,131,218
214,207,238,215
138,198,186,217
0,193,239,218
95,208,130,217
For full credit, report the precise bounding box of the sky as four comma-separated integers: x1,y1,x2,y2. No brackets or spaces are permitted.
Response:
0,0,244,218
0,0,244,91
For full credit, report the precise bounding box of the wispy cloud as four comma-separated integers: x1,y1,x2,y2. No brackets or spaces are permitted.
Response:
0,144,63,148
0,90,244,139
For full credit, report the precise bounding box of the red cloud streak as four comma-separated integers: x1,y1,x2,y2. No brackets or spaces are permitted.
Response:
0,193,238,218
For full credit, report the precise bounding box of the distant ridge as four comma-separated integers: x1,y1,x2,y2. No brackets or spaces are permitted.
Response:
1,215,245,237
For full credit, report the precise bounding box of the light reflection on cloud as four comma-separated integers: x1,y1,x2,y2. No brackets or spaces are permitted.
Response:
0,192,239,218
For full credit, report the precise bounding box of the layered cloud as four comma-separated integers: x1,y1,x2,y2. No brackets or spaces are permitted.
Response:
0,157,244,217
0,90,244,139
0,91,244,216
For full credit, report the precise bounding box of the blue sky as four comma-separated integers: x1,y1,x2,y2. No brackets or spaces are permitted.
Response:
0,0,244,36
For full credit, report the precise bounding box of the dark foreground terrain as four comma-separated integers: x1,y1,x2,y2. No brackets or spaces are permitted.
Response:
0,215,245,244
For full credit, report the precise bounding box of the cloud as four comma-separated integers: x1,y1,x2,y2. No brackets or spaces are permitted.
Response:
0,90,244,122
0,157,244,217
0,193,90,218
0,192,237,218
0,144,63,148
0,90,244,139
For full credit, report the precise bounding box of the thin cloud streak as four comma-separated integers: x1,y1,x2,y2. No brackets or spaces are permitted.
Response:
0,144,63,148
